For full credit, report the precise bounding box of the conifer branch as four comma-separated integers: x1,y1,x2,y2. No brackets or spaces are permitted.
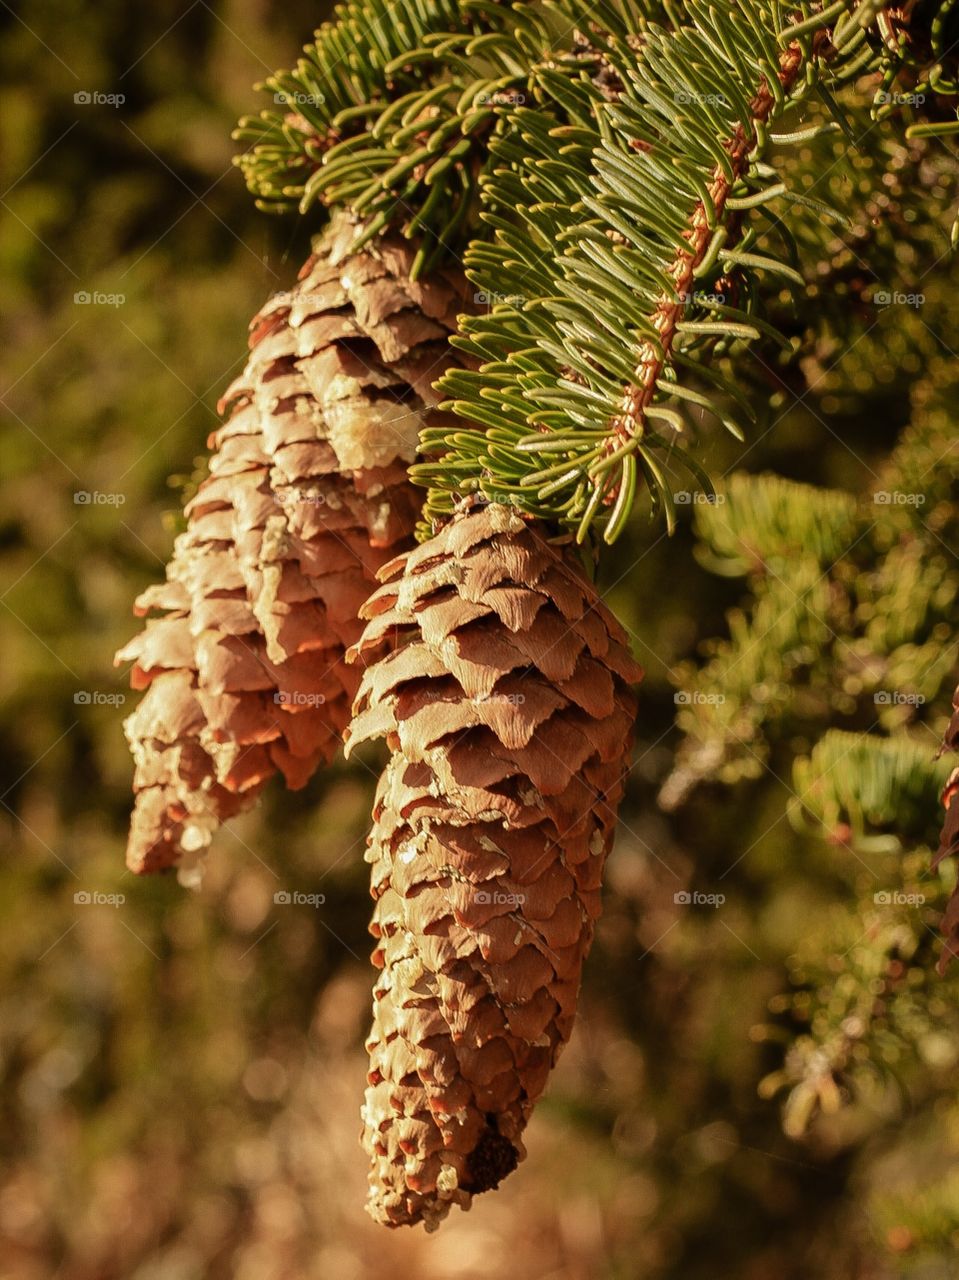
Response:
417,2,879,541
233,1,667,272
758,849,956,1138
233,0,959,541
232,0,479,249
663,355,959,801
756,740,956,1137
606,35,811,456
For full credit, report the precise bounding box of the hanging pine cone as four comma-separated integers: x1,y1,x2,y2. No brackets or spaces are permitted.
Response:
344,503,642,1228
115,212,470,879
935,683,959,973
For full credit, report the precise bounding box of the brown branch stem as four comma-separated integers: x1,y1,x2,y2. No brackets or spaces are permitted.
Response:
609,36,816,446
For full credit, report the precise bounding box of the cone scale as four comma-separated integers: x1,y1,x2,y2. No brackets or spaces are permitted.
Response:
115,213,469,878
345,503,642,1228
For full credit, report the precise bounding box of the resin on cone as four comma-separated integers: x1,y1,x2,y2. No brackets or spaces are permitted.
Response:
345,503,642,1228
116,212,470,880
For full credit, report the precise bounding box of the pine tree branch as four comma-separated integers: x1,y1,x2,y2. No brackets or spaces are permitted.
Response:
417,2,879,540
756,740,957,1138
233,1,476,224
790,731,953,846
232,0,959,537
233,1,672,272
659,365,959,807
608,34,812,452
758,849,956,1139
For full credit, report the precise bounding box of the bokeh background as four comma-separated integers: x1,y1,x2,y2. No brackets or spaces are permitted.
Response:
2,4,959,1278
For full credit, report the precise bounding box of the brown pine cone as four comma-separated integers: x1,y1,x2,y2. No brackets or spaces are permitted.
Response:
344,503,642,1229
115,212,470,879
934,684,959,973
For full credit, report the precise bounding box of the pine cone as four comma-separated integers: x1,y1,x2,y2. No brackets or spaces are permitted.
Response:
935,683,959,973
345,503,642,1228
115,212,469,879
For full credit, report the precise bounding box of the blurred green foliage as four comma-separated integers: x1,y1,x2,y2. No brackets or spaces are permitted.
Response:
2,5,959,1279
